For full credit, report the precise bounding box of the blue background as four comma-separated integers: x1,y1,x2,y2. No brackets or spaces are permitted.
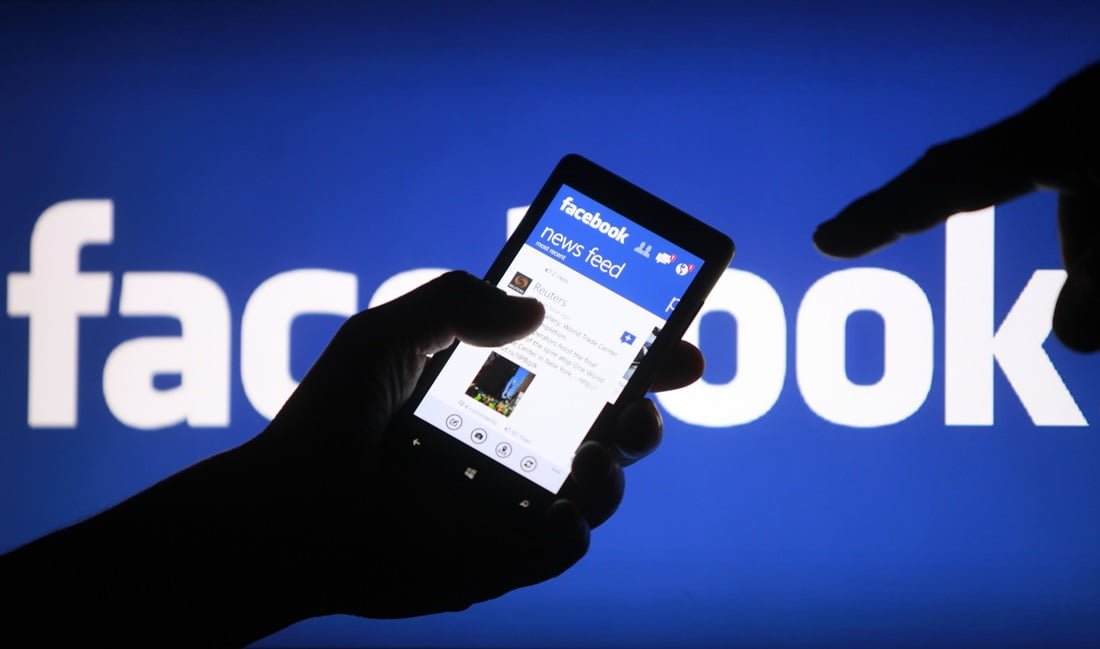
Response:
2,2,1099,647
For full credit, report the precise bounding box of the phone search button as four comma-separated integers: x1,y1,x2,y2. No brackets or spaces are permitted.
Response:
495,442,512,458
445,414,463,430
470,428,487,444
520,456,537,472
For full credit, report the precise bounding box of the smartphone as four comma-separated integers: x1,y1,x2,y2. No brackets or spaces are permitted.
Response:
390,154,734,526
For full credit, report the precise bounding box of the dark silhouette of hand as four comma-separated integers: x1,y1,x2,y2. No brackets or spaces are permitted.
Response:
0,271,704,647
814,60,1099,350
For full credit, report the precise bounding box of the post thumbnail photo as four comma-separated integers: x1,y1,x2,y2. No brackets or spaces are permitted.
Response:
466,352,535,418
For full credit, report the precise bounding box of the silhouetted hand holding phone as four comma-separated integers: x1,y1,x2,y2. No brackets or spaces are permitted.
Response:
0,271,703,646
815,60,1099,351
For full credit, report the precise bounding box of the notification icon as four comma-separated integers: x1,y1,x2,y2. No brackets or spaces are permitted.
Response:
675,262,695,276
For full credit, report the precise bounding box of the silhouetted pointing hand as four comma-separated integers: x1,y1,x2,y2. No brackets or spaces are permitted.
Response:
0,270,704,647
814,60,1099,351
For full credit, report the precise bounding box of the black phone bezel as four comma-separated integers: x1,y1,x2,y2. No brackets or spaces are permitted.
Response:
387,153,735,528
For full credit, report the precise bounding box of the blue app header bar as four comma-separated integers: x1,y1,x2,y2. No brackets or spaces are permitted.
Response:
523,185,704,318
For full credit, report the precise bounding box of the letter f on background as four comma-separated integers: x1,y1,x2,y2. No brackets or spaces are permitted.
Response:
7,200,114,427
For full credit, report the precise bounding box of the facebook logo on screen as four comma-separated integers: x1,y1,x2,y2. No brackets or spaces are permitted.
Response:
559,195,630,243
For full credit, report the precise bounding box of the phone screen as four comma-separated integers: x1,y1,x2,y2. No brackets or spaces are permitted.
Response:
413,184,703,492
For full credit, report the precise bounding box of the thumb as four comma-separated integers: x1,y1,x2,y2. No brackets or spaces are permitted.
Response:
282,271,543,433
370,271,545,355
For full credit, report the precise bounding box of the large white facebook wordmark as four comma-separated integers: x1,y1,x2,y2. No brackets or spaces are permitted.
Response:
5,201,1085,430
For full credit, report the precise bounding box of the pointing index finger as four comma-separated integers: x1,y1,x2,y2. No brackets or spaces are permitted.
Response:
814,107,1045,258
807,57,1100,259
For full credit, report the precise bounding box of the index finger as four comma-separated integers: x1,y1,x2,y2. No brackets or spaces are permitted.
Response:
813,108,1045,258
810,59,1100,259
649,340,705,392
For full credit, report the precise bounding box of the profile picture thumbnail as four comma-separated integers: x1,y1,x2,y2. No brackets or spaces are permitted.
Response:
507,271,532,295
466,352,535,418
